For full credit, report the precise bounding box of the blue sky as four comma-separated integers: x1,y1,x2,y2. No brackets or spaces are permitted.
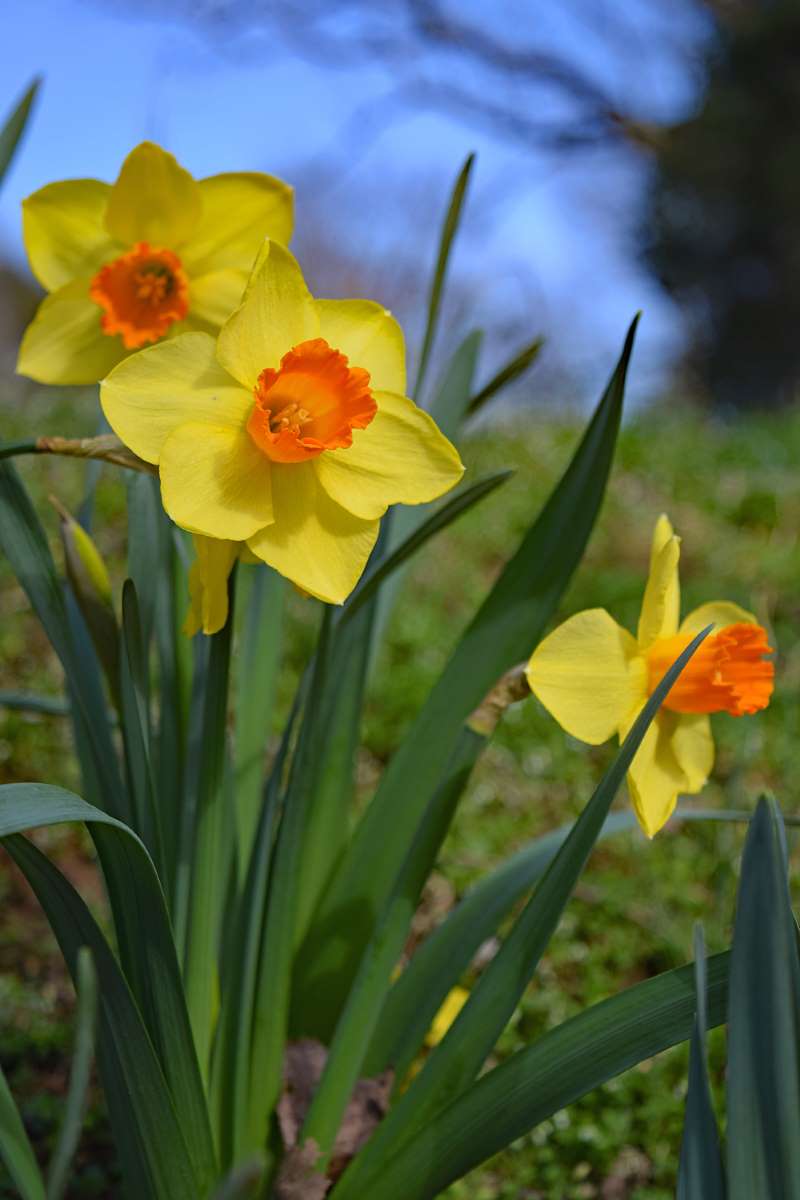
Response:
0,0,711,404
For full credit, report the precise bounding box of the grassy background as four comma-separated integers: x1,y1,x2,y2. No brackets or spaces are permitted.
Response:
1,385,799,1199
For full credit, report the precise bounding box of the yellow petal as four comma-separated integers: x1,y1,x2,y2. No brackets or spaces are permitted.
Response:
184,535,239,636
189,269,247,328
679,600,757,635
667,711,714,793
313,390,464,519
315,299,406,395
160,422,273,541
104,142,202,248
216,240,318,388
246,460,378,604
425,986,470,1047
637,513,680,650
624,713,688,837
101,331,252,464
17,280,125,385
22,179,117,291
182,172,294,276
526,609,646,745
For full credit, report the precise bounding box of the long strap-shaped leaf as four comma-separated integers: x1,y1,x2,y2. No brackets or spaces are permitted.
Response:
0,1061,45,1200
0,76,39,189
330,629,709,1184
727,797,800,1198
0,462,125,818
295,317,639,1035
2,834,204,1200
367,806,743,1082
46,948,98,1200
338,951,730,1200
677,925,726,1200
0,784,216,1191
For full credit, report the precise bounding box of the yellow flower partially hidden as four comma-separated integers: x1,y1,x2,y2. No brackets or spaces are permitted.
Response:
17,142,293,385
425,986,470,1047
526,515,774,837
102,241,464,615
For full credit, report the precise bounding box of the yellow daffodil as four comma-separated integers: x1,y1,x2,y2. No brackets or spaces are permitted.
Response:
101,240,464,617
17,142,293,385
526,515,774,837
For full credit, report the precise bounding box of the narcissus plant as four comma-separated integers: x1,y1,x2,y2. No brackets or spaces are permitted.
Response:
526,514,774,836
101,240,464,613
17,141,293,384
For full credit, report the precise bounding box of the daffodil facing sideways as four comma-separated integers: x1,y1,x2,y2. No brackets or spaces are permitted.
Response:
101,241,465,618
17,142,293,385
526,515,774,837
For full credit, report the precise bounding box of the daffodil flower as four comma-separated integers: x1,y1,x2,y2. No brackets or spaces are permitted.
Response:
17,142,293,385
101,241,464,616
526,515,774,837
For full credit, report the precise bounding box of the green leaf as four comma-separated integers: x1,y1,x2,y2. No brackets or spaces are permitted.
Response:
2,833,204,1200
119,580,164,872
365,809,637,1079
0,461,125,820
336,627,710,1186
466,335,544,417
414,154,475,400
337,952,731,1200
299,726,484,1160
677,925,726,1200
427,330,483,441
46,948,98,1200
183,575,236,1082
295,316,639,1037
366,804,749,1083
0,784,216,1191
212,685,304,1166
246,610,333,1148
0,691,70,716
0,1061,45,1200
0,77,40,190
342,471,512,625
52,496,119,707
233,565,285,876
727,797,800,1199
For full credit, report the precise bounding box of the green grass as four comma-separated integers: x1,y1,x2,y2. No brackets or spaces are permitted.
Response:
1,383,799,1197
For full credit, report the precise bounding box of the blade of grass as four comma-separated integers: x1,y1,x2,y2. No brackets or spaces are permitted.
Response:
427,329,483,440
46,948,98,1200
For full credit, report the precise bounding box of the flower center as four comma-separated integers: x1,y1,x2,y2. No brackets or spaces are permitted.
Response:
647,622,774,715
89,242,189,349
247,337,376,464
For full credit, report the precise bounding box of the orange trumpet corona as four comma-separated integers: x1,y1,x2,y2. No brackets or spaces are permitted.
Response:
648,622,774,716
90,242,189,349
247,337,376,463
